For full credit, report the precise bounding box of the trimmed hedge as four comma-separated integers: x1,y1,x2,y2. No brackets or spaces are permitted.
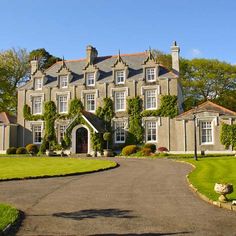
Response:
6,147,17,155
144,143,156,153
26,144,39,155
141,147,152,156
16,147,27,154
122,145,138,156
157,146,169,152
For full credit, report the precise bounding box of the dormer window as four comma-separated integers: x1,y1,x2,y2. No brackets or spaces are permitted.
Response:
35,78,42,90
146,68,155,82
60,75,68,88
86,72,95,86
116,70,125,84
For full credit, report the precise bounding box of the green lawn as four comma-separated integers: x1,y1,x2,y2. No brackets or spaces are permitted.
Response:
0,203,19,231
185,157,236,201
0,157,117,180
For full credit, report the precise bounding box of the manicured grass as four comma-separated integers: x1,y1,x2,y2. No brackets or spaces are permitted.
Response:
0,157,117,180
185,157,236,201
0,203,19,231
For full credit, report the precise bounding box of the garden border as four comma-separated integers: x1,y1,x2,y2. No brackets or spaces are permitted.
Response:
177,160,236,212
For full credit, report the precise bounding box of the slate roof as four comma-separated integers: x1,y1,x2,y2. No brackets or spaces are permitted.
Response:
82,111,106,133
0,112,17,124
176,101,236,119
19,52,177,90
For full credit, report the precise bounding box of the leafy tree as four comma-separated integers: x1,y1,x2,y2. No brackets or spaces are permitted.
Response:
180,58,236,111
152,49,172,70
0,48,30,114
29,48,62,70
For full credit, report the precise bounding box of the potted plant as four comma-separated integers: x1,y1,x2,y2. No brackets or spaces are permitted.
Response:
103,132,113,157
214,183,234,202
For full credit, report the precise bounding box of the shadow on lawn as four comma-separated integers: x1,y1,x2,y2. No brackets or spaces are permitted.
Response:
53,208,137,220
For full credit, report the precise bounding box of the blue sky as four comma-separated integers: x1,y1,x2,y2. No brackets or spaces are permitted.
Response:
1,0,236,64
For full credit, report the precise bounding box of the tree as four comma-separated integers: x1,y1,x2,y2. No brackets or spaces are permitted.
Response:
152,49,172,70
180,58,236,111
0,48,30,114
29,48,62,70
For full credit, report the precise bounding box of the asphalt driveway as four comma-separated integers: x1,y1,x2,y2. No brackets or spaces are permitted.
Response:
0,158,236,236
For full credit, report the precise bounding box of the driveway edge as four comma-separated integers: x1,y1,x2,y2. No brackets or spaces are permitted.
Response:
176,160,236,212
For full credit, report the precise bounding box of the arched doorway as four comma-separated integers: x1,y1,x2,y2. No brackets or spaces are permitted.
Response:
76,127,88,153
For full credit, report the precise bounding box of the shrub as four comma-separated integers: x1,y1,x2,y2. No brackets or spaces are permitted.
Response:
16,147,27,154
6,147,17,155
26,144,39,155
103,132,112,142
157,146,169,153
141,147,152,156
144,143,156,153
122,145,138,156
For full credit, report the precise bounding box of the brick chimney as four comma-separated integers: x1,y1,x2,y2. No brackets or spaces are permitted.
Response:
171,41,180,73
86,45,98,64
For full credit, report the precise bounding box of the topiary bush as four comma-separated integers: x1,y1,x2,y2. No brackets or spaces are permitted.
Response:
26,144,39,155
157,146,169,153
122,145,138,156
141,147,152,156
144,143,156,153
6,147,17,155
16,147,27,154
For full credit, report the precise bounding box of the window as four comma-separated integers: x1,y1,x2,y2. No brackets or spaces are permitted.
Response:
146,67,155,82
201,121,213,144
58,95,68,113
145,90,157,110
35,78,42,90
33,96,42,114
115,121,125,143
86,72,95,86
115,91,125,111
86,94,95,112
116,70,125,84
60,75,68,88
146,121,157,142
33,125,42,144
59,125,66,142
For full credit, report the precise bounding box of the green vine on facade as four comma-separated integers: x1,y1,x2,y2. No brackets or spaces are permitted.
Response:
220,123,236,150
23,104,44,121
96,97,114,131
141,95,178,118
126,96,143,144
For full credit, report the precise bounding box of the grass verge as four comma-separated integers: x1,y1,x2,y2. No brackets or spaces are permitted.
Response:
184,157,236,201
0,203,19,231
0,157,117,180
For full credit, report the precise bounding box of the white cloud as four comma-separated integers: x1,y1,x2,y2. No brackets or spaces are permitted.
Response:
191,48,202,57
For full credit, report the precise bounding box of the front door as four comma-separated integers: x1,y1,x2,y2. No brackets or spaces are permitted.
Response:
76,127,88,153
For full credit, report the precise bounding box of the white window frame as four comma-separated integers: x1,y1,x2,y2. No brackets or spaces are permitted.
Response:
115,121,125,143
200,120,214,145
86,93,96,112
34,78,42,90
146,121,157,142
33,124,42,144
115,91,126,112
145,89,157,110
60,75,68,88
86,72,95,86
146,67,156,82
58,95,68,114
116,70,125,84
32,96,42,115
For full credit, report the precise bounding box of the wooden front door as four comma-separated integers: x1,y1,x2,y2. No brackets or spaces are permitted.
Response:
76,127,88,153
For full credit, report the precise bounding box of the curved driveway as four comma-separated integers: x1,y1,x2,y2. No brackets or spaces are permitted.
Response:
0,158,236,236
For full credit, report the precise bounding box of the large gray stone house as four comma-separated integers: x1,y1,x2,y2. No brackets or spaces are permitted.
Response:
15,43,236,154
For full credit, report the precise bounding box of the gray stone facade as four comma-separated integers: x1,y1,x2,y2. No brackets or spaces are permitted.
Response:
16,43,236,154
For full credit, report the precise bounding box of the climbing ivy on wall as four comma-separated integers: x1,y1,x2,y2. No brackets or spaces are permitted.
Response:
126,97,143,144
141,95,178,118
23,104,44,121
220,123,236,150
96,97,114,131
